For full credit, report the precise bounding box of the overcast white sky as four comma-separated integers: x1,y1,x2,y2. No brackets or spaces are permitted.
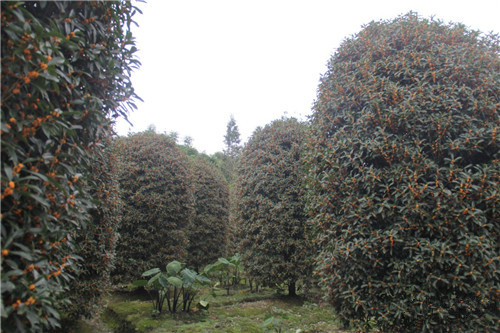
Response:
115,0,500,154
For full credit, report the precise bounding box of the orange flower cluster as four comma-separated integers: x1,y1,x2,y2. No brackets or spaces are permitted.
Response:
27,71,39,79
82,16,95,24
23,48,31,61
1,181,15,199
24,264,35,273
25,297,36,306
12,300,21,310
21,112,59,138
12,163,24,175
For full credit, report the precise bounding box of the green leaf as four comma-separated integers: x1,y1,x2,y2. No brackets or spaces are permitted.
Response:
159,275,169,289
196,274,211,285
217,257,230,265
132,279,147,287
203,263,215,274
199,300,209,309
39,72,60,82
167,276,183,288
48,57,66,66
142,267,161,277
148,272,162,285
181,268,196,285
166,260,182,276
11,251,33,261
12,8,25,23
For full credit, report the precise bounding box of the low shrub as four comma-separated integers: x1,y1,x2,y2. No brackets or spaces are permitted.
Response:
134,260,211,314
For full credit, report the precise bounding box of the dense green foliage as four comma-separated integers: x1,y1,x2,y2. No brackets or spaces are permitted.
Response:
187,157,230,271
112,131,193,283
306,13,500,331
64,147,122,320
1,1,139,331
236,118,315,295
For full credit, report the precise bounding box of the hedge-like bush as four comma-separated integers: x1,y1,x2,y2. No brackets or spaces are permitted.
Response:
112,131,193,283
187,156,230,272
306,13,499,331
63,147,122,319
1,1,140,331
236,118,314,295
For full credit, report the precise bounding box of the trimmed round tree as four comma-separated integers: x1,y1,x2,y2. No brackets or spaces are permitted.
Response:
64,147,122,321
236,118,314,296
64,146,122,319
1,1,140,330
306,13,499,331
187,156,230,271
112,131,193,283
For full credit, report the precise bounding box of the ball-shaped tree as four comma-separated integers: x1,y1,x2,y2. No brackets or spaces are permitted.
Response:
112,131,193,283
236,118,314,296
187,156,230,271
306,13,499,331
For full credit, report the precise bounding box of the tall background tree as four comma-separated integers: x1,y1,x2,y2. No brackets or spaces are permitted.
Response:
1,1,140,331
306,13,499,331
236,118,315,296
112,131,193,283
187,156,230,272
222,114,242,183
220,115,242,255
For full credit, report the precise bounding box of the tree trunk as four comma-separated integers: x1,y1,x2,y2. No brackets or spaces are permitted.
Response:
288,281,296,297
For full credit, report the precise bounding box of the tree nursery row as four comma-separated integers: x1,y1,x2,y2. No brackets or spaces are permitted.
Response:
1,1,498,332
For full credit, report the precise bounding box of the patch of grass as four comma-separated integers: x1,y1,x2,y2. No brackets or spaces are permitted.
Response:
97,286,349,332
209,286,277,306
101,306,136,333
100,308,120,331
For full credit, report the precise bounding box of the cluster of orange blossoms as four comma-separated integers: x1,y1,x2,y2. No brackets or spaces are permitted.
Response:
1,181,15,199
